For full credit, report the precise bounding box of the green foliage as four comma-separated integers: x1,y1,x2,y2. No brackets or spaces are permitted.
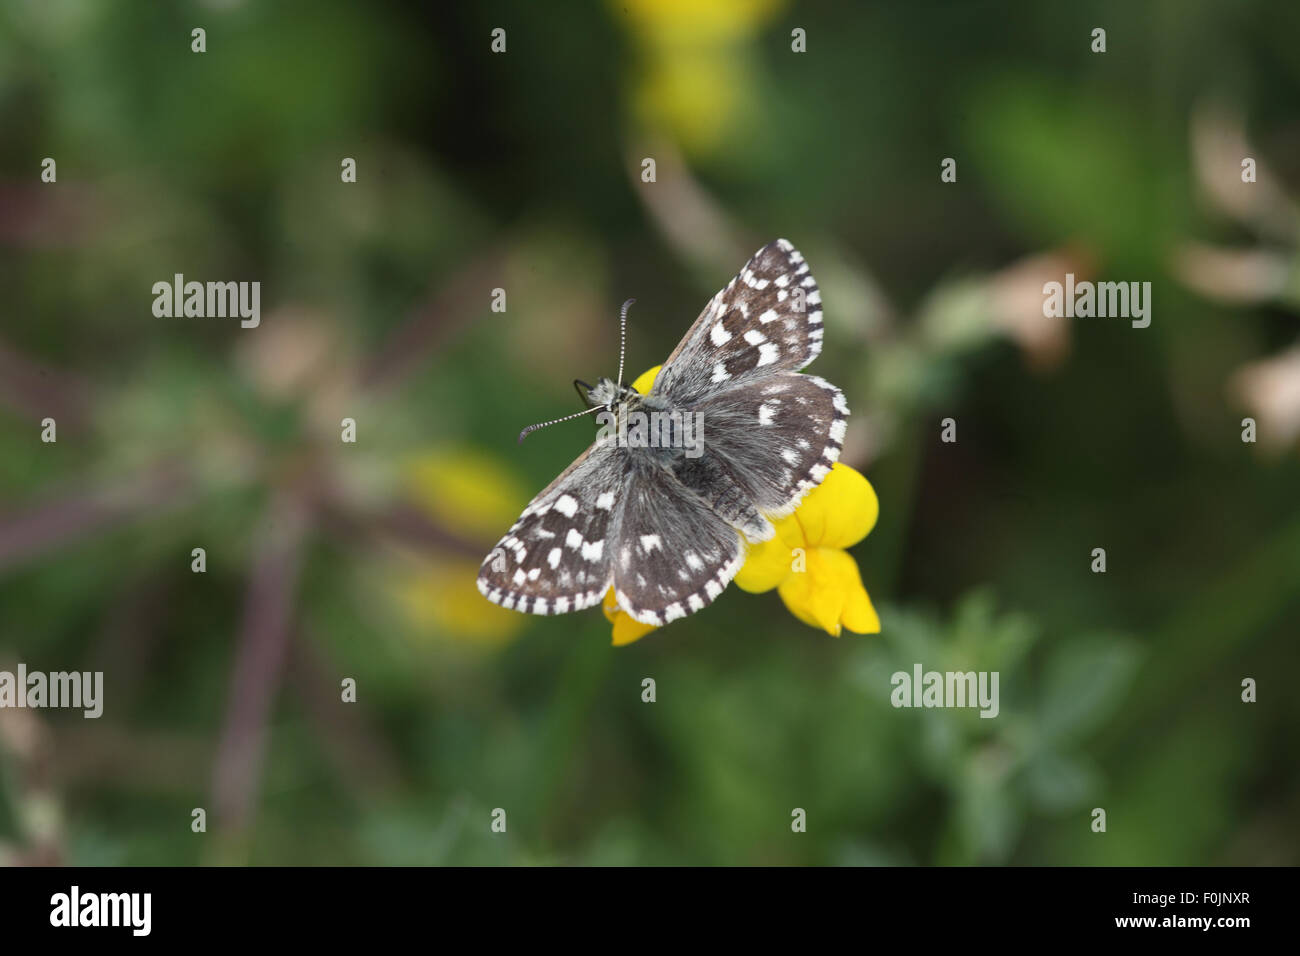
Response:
0,0,1296,866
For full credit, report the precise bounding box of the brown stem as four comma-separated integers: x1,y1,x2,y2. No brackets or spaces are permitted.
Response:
287,633,402,798
0,462,191,573
320,499,482,559
211,490,311,836
359,246,506,395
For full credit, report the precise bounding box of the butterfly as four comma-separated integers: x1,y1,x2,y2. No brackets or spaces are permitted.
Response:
477,239,848,627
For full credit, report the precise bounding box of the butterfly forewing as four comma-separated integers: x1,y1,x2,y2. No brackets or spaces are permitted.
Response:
476,443,626,614
653,239,824,406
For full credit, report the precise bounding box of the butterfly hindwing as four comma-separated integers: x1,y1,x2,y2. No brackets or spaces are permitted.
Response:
694,372,848,516
653,239,824,405
476,443,627,614
612,463,745,626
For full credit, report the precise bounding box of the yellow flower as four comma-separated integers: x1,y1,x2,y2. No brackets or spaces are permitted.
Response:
392,447,530,647
397,557,523,647
603,366,881,643
603,587,660,647
732,461,881,636
613,0,787,157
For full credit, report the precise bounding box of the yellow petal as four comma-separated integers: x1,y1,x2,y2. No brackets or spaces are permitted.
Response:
612,614,658,646
739,465,877,601
734,534,790,593
603,587,658,646
394,558,525,647
601,586,622,623
823,548,881,634
619,0,784,38
772,511,807,550
841,581,881,635
406,447,528,542
777,548,877,638
631,365,662,395
615,0,784,157
777,558,839,635
793,462,879,550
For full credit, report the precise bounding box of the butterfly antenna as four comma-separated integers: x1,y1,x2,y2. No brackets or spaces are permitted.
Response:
517,404,605,445
616,298,635,389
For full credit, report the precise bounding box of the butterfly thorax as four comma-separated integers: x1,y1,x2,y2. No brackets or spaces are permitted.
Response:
586,377,680,450
584,380,771,541
584,376,641,410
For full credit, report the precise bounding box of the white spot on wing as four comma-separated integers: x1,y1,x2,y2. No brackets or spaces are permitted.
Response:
554,494,578,517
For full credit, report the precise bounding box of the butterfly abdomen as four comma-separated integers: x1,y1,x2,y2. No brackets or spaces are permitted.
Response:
671,453,773,544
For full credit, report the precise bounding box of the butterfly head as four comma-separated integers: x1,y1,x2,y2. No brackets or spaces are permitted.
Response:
581,376,639,410
516,298,641,445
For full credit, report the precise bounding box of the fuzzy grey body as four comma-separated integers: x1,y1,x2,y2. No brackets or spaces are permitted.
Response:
478,239,848,627
591,384,770,541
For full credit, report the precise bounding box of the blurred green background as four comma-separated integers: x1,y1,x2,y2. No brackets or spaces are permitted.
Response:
1,0,1298,865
